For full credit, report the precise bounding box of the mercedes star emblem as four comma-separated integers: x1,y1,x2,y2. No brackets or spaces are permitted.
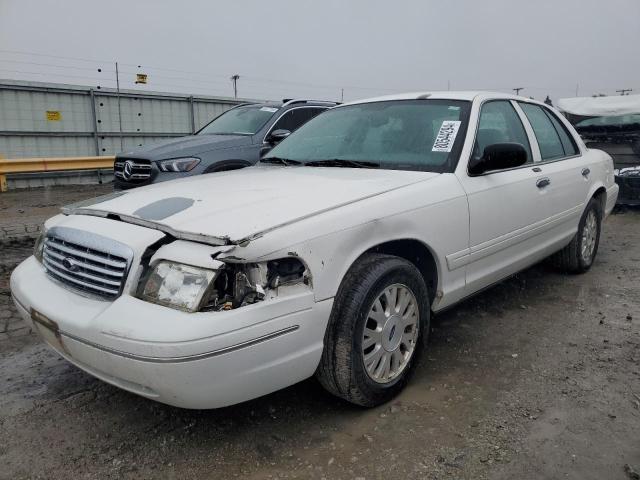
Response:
122,160,134,180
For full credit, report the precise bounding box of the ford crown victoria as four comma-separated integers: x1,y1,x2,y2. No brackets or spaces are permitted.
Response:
11,92,618,408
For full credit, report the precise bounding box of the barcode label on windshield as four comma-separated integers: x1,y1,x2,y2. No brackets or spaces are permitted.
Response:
432,120,461,152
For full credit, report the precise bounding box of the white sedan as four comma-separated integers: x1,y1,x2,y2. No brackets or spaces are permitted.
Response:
11,92,618,409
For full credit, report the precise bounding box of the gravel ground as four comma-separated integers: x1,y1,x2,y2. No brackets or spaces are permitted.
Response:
0,187,638,480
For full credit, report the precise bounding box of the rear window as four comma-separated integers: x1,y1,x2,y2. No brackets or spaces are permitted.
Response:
519,103,565,160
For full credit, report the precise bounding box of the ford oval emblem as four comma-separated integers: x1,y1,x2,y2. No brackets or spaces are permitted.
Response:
62,257,79,272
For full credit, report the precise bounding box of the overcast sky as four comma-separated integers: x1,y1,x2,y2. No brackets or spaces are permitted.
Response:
0,0,638,102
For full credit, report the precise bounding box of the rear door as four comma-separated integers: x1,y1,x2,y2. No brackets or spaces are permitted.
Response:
517,102,590,240
455,99,552,294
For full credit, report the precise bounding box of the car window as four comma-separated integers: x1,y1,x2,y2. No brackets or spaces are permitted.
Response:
472,100,532,165
270,107,326,134
198,105,277,135
518,103,565,160
264,99,472,173
543,108,579,156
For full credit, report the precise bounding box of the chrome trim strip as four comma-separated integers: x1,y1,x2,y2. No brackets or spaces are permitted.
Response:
58,325,300,363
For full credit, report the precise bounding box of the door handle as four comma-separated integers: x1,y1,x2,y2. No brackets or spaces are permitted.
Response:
582,168,591,177
532,167,542,173
536,177,551,188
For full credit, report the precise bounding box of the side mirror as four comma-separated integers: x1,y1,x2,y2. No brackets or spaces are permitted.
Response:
469,143,527,175
267,129,291,144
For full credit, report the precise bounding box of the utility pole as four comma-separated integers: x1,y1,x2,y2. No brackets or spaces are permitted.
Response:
230,74,240,98
115,62,123,151
575,83,579,97
616,88,633,96
341,88,344,102
447,79,450,91
512,87,524,96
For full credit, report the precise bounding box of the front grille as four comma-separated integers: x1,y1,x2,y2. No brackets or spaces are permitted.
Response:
42,228,133,299
114,158,152,183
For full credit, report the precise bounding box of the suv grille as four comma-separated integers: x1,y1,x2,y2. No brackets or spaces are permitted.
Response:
42,229,133,299
114,158,152,183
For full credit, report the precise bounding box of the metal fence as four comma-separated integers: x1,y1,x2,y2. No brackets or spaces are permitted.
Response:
0,79,252,158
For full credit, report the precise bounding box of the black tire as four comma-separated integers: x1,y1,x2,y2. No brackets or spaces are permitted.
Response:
316,253,430,407
551,197,602,274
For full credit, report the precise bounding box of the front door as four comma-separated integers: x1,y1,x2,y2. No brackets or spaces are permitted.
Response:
455,99,552,294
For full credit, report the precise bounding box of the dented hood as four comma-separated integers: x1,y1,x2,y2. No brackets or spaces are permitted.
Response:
64,166,439,245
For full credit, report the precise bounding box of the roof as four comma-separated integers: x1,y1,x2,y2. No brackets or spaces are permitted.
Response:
342,91,531,106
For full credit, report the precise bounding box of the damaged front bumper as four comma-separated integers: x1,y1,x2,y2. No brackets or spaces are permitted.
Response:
10,256,332,409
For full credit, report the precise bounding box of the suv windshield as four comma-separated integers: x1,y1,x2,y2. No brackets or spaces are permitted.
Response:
198,105,278,135
263,99,471,172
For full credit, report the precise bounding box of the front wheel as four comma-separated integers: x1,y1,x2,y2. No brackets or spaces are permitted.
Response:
551,197,602,273
316,253,429,407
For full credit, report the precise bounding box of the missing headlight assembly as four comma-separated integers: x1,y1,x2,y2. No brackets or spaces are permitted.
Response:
202,257,310,311
135,249,311,313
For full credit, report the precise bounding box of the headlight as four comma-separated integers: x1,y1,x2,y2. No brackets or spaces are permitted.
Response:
157,157,201,172
33,230,47,263
139,261,216,312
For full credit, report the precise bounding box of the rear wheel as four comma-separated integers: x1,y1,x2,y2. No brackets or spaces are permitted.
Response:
316,253,429,407
551,197,602,273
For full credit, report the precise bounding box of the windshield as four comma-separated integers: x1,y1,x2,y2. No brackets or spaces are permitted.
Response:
263,99,471,172
198,105,279,135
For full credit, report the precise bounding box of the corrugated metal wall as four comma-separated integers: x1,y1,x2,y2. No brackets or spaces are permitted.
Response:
0,79,251,158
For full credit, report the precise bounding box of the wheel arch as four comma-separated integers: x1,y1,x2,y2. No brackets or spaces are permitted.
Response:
356,238,440,305
592,185,607,211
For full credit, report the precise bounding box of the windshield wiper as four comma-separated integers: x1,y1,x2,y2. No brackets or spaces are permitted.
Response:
260,157,302,166
305,159,380,169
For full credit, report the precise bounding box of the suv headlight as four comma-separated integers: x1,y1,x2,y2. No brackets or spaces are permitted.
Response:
139,261,216,312
157,157,201,172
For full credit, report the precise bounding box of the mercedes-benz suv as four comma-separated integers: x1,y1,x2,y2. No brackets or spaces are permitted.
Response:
113,99,336,189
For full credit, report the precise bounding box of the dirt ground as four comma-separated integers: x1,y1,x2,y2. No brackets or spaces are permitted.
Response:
0,186,639,480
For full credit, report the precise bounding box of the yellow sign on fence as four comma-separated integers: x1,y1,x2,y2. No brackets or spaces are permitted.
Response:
46,111,62,121
135,73,148,84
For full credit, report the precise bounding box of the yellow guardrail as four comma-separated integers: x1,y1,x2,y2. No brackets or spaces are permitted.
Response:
0,156,115,192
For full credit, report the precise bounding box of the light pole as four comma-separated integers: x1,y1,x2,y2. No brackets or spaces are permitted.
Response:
230,74,240,98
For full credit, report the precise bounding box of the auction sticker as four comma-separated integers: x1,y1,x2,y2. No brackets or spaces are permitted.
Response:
432,120,461,152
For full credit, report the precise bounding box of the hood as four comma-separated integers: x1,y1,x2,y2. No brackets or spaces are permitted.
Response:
64,166,439,245
119,134,253,161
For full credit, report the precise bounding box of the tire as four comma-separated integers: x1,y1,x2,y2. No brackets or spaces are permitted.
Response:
316,253,430,407
551,197,602,274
